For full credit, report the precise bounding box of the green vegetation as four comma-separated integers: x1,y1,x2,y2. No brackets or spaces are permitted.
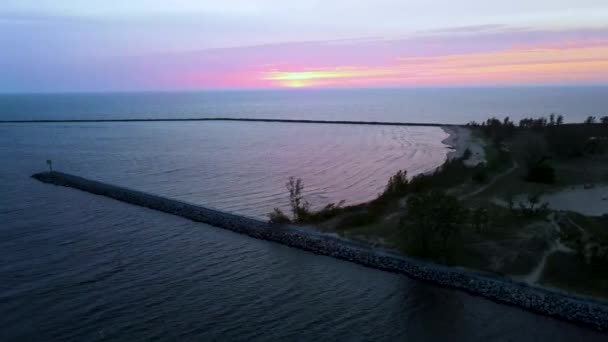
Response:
286,176,310,222
401,190,468,259
267,208,291,224
268,176,346,224
541,213,608,298
525,162,555,184
516,193,550,217
269,114,608,298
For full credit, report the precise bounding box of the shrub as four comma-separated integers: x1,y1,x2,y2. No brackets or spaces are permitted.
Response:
472,169,487,183
268,208,291,224
336,211,377,229
402,190,468,258
306,201,346,223
269,177,347,224
408,157,470,192
517,193,550,216
525,162,555,184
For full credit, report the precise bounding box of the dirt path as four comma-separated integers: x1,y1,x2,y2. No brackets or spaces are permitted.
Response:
459,161,519,200
523,213,573,284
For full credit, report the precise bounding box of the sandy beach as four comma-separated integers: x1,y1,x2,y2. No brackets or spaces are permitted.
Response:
442,126,486,167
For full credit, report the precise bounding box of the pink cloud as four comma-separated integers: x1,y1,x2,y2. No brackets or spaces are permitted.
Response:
53,26,608,91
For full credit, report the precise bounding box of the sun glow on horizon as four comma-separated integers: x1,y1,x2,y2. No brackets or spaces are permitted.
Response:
259,42,608,88
263,70,362,87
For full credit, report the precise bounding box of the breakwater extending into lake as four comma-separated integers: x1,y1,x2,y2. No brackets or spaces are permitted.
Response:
32,171,608,331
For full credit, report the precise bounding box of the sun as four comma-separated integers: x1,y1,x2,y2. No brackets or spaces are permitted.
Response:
282,79,313,88
263,70,356,88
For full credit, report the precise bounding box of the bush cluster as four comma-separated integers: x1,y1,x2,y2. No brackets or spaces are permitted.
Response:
268,177,346,224
401,190,468,259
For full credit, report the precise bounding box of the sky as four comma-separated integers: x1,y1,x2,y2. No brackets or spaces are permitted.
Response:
1,0,608,92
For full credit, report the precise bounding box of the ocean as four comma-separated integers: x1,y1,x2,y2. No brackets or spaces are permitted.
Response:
1,88,606,340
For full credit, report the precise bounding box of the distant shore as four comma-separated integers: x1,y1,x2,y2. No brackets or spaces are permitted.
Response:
0,117,460,127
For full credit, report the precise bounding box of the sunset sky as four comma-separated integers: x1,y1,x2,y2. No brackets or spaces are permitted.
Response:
1,0,608,92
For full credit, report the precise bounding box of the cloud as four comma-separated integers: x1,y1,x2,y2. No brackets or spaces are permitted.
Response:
0,10,99,25
3,25,608,91
424,24,509,34
256,42,608,88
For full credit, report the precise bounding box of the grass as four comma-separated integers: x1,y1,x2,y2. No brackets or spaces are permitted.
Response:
539,212,608,298
466,128,608,201
565,212,608,244
483,143,507,172
542,252,608,299
320,212,403,249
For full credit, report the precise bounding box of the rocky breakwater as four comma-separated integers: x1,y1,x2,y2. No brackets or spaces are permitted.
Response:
32,171,608,331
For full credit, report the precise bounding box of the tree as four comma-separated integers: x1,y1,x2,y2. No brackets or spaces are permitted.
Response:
268,177,311,224
525,162,556,183
549,113,555,126
479,116,515,142
286,176,310,222
556,115,564,125
584,116,597,124
523,137,555,183
269,178,348,224
601,116,608,125
518,116,550,130
404,190,468,256
382,170,409,198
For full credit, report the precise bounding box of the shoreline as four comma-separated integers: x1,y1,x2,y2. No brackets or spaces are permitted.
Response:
441,125,486,167
441,125,461,160
32,171,608,331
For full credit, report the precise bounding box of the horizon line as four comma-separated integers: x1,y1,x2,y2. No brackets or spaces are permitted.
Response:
2,84,608,96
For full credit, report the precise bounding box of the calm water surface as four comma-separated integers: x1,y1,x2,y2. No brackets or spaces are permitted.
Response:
2,87,608,123
1,90,607,340
0,122,448,218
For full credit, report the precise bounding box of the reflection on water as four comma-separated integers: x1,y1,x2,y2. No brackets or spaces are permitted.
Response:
0,121,449,218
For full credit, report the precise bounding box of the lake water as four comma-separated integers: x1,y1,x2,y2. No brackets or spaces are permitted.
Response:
1,89,607,340
2,87,608,123
0,122,449,218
